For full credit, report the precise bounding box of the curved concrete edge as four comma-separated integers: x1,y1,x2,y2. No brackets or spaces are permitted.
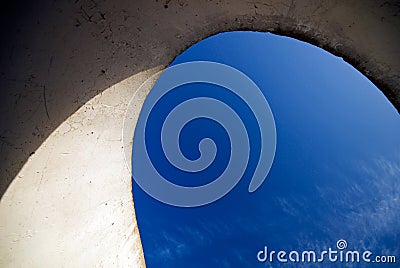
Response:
0,66,164,267
1,0,399,200
0,1,399,267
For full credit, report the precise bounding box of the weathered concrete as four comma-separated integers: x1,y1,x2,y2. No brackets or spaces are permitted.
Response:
0,0,399,267
0,68,160,267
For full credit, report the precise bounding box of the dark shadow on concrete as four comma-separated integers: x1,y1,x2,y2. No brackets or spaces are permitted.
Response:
1,0,399,199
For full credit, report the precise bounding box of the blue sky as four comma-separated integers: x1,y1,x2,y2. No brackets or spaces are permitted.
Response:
132,31,400,267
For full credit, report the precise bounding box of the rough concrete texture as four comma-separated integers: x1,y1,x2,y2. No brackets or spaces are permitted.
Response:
0,66,162,267
0,0,399,267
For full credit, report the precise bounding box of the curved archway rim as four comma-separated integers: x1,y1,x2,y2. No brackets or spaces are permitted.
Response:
166,16,399,114
1,2,399,200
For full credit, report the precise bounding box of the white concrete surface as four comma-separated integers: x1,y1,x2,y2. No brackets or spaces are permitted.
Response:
0,66,163,267
0,1,399,267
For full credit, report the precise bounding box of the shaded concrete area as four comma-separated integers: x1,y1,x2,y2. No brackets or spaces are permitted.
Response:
0,68,158,267
0,0,399,267
1,0,400,198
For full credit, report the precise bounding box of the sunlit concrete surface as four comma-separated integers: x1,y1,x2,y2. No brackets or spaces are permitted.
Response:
0,0,399,267
0,67,164,267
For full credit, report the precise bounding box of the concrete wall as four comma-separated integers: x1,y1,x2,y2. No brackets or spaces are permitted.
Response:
0,0,399,267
